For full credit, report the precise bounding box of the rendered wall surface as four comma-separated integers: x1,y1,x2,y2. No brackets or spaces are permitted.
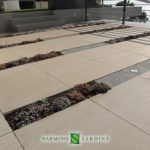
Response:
48,0,98,10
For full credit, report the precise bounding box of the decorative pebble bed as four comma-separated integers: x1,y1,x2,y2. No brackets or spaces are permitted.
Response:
0,51,63,71
5,81,111,130
79,25,131,35
62,21,105,29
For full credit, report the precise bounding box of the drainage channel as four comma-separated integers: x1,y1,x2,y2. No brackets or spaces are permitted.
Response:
96,59,150,87
4,59,150,131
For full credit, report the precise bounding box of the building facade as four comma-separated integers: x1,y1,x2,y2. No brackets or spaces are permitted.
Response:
0,0,101,12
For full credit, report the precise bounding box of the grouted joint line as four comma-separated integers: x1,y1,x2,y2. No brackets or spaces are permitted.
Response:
13,132,25,150
0,110,13,138
130,40,150,46
90,99,150,137
61,42,107,55
139,75,150,81
0,131,13,138
31,63,71,88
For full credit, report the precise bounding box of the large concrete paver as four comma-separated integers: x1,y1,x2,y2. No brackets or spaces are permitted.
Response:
15,100,150,150
0,112,11,137
76,42,132,60
91,76,150,134
95,27,150,38
0,50,20,64
9,40,60,58
0,29,75,45
0,64,68,113
97,51,148,70
34,53,90,72
76,41,149,59
76,41,149,70
70,34,110,43
126,36,150,45
141,71,150,80
0,133,23,150
34,53,116,87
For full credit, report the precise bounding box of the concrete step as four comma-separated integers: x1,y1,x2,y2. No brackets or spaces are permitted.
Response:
12,15,59,25
11,10,54,18
14,20,66,32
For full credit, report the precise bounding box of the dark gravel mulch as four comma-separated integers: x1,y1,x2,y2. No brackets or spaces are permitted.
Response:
0,51,63,71
63,21,105,29
74,81,111,98
106,32,150,44
0,38,43,49
5,81,111,130
79,25,130,35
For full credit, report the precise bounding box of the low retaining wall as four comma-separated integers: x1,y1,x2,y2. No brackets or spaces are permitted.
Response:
0,9,85,33
0,7,142,33
88,7,142,20
54,9,85,24
0,13,12,33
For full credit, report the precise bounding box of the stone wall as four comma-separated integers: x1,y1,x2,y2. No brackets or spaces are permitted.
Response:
88,7,142,20
0,13,12,33
54,9,85,24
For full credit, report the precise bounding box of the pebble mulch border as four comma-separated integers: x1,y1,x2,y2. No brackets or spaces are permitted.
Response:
0,51,63,71
0,38,43,49
5,81,111,131
105,32,150,44
61,21,106,29
79,25,131,35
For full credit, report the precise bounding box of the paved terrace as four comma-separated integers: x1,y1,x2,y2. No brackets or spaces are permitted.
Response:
0,21,150,150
